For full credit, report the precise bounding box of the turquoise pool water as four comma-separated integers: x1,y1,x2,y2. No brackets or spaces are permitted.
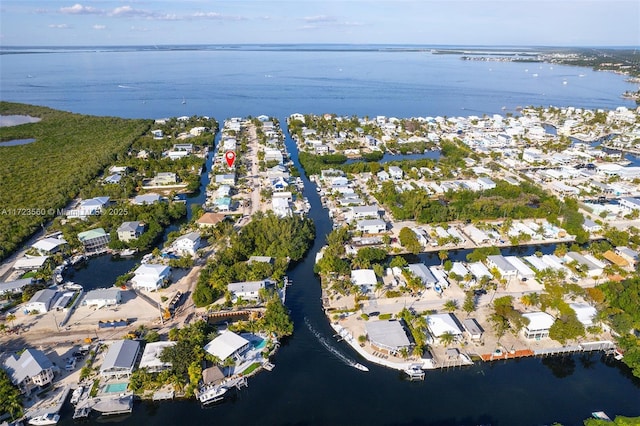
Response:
253,339,267,350
104,382,128,393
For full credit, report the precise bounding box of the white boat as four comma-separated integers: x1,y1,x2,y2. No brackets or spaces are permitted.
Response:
29,413,60,425
63,282,83,291
198,385,228,404
404,364,425,380
70,386,84,405
118,248,138,257
354,363,369,372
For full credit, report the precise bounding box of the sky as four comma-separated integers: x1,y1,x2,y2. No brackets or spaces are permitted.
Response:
0,0,638,47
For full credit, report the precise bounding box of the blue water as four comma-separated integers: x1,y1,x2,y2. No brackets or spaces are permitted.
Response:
3,46,640,425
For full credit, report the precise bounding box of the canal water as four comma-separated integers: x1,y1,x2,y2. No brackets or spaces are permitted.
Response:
56,118,640,426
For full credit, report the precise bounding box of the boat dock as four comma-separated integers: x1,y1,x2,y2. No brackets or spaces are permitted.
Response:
73,393,134,418
480,341,616,362
25,384,71,421
152,389,175,401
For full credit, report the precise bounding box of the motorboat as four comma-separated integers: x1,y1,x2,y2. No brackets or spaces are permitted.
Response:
354,363,369,372
404,364,425,380
29,413,60,425
70,386,84,405
198,385,229,404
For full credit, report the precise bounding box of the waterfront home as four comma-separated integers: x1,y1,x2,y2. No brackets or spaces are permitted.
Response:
411,227,429,247
477,177,496,190
504,256,536,281
214,197,232,212
117,221,145,242
215,174,236,185
31,237,68,255
267,164,290,179
486,255,518,279
569,303,598,328
172,231,201,256
564,252,604,277
133,193,161,205
602,250,629,268
462,318,484,341
462,225,491,245
264,149,284,164
356,219,387,234
351,269,377,293
248,256,274,265
407,263,437,288
100,340,140,379
167,150,190,160
271,177,289,192
522,312,555,339
467,262,493,280
131,264,171,291
227,279,274,302
25,289,59,313
3,348,55,395
582,218,602,234
523,255,551,273
138,341,177,373
67,196,110,219
272,198,292,218
83,288,122,308
347,205,380,222
196,212,227,228
376,170,390,181
616,246,639,266
425,313,464,340
204,331,251,363
78,228,110,252
0,278,33,296
388,166,403,180
365,320,412,355
13,256,49,271
619,197,640,212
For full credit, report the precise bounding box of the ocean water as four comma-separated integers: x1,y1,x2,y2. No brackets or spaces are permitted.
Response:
2,46,640,425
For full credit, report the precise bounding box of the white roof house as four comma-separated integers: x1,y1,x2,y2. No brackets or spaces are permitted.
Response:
522,312,555,339
133,193,161,205
388,166,403,179
570,303,597,327
204,331,251,361
351,269,378,292
504,256,536,281
100,340,140,379
272,198,291,218
14,256,49,271
356,219,387,234
138,341,177,372
227,279,274,301
468,262,493,280
462,318,484,340
487,255,518,277
425,313,464,338
83,288,122,308
67,196,110,219
31,237,67,255
172,231,201,256
131,264,171,291
365,320,412,353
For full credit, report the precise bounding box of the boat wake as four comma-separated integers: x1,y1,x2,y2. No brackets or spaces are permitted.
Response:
304,317,368,372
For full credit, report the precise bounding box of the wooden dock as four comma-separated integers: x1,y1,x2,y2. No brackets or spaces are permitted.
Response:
481,349,534,362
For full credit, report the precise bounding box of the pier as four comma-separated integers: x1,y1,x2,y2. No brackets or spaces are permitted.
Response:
480,341,616,362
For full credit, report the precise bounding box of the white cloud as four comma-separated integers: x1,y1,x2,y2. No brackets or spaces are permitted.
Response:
59,4,101,15
303,15,337,23
92,24,106,30
191,12,247,21
48,24,70,29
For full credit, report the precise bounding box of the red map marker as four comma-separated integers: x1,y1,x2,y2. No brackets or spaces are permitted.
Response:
225,150,236,167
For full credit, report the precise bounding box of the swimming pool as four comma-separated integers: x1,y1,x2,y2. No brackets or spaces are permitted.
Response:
104,382,128,393
253,339,267,350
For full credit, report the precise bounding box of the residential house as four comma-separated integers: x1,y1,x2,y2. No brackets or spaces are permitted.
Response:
602,250,629,268
388,166,404,180
619,197,640,212
504,256,536,281
565,252,604,277
13,256,49,271
117,221,145,242
570,303,598,327
215,174,236,185
462,318,484,341
407,263,437,288
348,205,380,222
172,232,201,256
351,269,378,293
582,218,602,234
151,129,164,139
100,340,140,379
68,197,110,219
272,198,291,218
0,278,33,296
138,341,176,373
204,331,251,362
3,349,55,395
133,193,161,205
616,246,639,266
477,177,497,190
131,264,171,291
271,177,289,192
31,237,69,256
152,172,177,185
376,170,390,181
227,279,274,301
365,320,412,355
486,255,518,279
522,312,555,339
78,228,110,252
83,288,122,308
356,219,387,234
25,289,59,313
425,313,464,339
196,212,227,228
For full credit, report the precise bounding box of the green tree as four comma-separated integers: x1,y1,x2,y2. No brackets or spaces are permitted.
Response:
443,299,458,312
0,369,23,420
399,227,422,254
439,331,456,347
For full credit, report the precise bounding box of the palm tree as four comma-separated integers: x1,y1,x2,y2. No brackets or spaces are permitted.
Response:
439,332,456,347
6,313,16,329
520,292,540,310
443,299,458,312
438,250,448,266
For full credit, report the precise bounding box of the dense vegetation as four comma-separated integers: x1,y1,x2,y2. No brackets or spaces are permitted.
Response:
0,369,22,421
193,212,315,307
0,102,150,260
600,276,640,378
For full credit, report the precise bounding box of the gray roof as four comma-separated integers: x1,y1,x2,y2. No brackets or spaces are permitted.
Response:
84,288,121,301
408,264,437,284
365,320,411,350
0,278,32,294
101,340,140,372
175,231,200,243
4,348,53,385
487,255,517,273
28,289,58,306
462,318,484,336
228,280,271,294
117,221,142,233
